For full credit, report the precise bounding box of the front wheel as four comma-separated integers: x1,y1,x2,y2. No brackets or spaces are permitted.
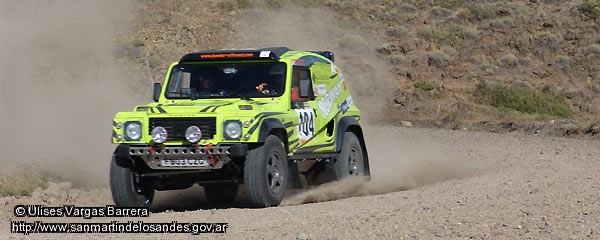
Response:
244,135,288,207
109,155,154,207
335,132,366,180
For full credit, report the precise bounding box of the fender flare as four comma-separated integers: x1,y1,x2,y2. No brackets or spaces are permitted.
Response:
114,144,135,168
335,116,361,151
257,118,288,151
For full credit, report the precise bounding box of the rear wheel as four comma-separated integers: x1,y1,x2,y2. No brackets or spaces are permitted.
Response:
244,135,288,207
109,155,154,207
203,183,239,205
335,132,365,179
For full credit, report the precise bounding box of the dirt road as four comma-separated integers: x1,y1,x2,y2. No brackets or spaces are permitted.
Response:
2,125,598,239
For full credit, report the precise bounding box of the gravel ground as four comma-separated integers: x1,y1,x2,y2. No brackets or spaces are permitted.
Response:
2,125,599,239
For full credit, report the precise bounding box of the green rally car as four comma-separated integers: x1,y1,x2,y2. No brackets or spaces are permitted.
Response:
110,47,370,207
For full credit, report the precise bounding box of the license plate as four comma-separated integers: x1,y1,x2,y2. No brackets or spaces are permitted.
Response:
160,159,209,167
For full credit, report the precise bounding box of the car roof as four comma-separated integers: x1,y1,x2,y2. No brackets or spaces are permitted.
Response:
179,47,334,63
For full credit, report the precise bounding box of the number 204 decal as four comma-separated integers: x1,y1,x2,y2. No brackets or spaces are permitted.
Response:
295,109,315,142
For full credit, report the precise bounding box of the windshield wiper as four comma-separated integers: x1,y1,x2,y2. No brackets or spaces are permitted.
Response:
225,92,252,101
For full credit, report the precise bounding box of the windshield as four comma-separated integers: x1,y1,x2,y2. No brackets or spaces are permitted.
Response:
165,62,287,99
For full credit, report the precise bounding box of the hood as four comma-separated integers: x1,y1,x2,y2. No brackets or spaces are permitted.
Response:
137,99,279,116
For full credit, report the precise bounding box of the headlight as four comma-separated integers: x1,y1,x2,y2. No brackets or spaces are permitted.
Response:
151,126,168,143
124,122,142,140
185,126,202,143
224,121,242,139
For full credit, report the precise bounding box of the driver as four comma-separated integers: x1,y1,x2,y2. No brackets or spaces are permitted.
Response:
257,65,285,95
196,71,226,95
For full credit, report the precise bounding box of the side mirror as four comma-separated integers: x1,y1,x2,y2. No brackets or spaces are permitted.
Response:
152,83,161,102
299,79,311,98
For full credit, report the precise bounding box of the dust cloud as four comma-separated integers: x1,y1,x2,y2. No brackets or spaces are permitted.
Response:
0,0,144,188
282,125,470,205
228,2,467,205
226,1,394,119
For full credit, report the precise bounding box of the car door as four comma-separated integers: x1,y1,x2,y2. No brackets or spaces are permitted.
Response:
294,60,337,154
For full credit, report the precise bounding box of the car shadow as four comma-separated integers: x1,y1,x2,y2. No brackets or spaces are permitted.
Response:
149,184,297,212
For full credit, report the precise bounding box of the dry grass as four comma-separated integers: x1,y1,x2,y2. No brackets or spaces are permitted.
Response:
0,164,61,197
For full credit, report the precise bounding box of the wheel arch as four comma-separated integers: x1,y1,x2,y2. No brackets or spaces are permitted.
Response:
257,118,289,153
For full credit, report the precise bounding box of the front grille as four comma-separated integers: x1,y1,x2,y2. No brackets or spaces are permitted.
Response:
149,117,216,141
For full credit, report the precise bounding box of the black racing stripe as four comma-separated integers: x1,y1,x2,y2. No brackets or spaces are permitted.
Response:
156,106,167,113
112,130,118,138
289,139,298,147
150,107,155,113
211,106,220,112
329,73,338,79
247,112,266,124
248,122,260,135
284,121,294,128
243,112,266,133
246,112,285,135
287,130,293,138
199,106,211,112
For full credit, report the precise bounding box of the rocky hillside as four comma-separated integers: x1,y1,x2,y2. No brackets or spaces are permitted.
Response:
120,0,600,137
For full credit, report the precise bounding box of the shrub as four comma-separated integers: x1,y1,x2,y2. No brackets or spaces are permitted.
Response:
490,17,515,28
464,4,496,22
387,25,409,38
415,81,436,91
265,0,283,9
428,50,449,67
474,83,571,118
433,0,464,10
236,0,252,8
148,55,162,68
518,57,533,67
130,38,145,47
480,63,499,75
118,39,144,58
428,6,454,19
585,44,600,58
579,0,600,19
555,56,570,69
398,3,418,14
417,26,441,41
417,24,476,48
501,54,519,67
0,165,58,197
441,46,458,57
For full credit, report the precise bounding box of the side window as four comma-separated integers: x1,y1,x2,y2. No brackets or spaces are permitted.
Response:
291,67,313,105
166,71,192,97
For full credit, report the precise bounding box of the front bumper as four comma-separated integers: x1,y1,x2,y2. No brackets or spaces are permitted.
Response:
116,144,248,170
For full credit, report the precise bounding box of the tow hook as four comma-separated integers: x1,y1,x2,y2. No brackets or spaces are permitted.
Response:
205,144,217,166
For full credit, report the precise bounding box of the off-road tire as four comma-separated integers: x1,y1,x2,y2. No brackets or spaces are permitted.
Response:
203,183,239,205
110,155,154,207
244,135,288,207
335,132,365,179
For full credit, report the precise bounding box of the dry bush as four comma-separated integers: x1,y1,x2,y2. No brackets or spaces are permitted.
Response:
0,164,61,197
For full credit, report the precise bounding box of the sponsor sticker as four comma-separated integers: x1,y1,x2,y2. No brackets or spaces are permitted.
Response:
315,84,327,95
339,95,354,113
